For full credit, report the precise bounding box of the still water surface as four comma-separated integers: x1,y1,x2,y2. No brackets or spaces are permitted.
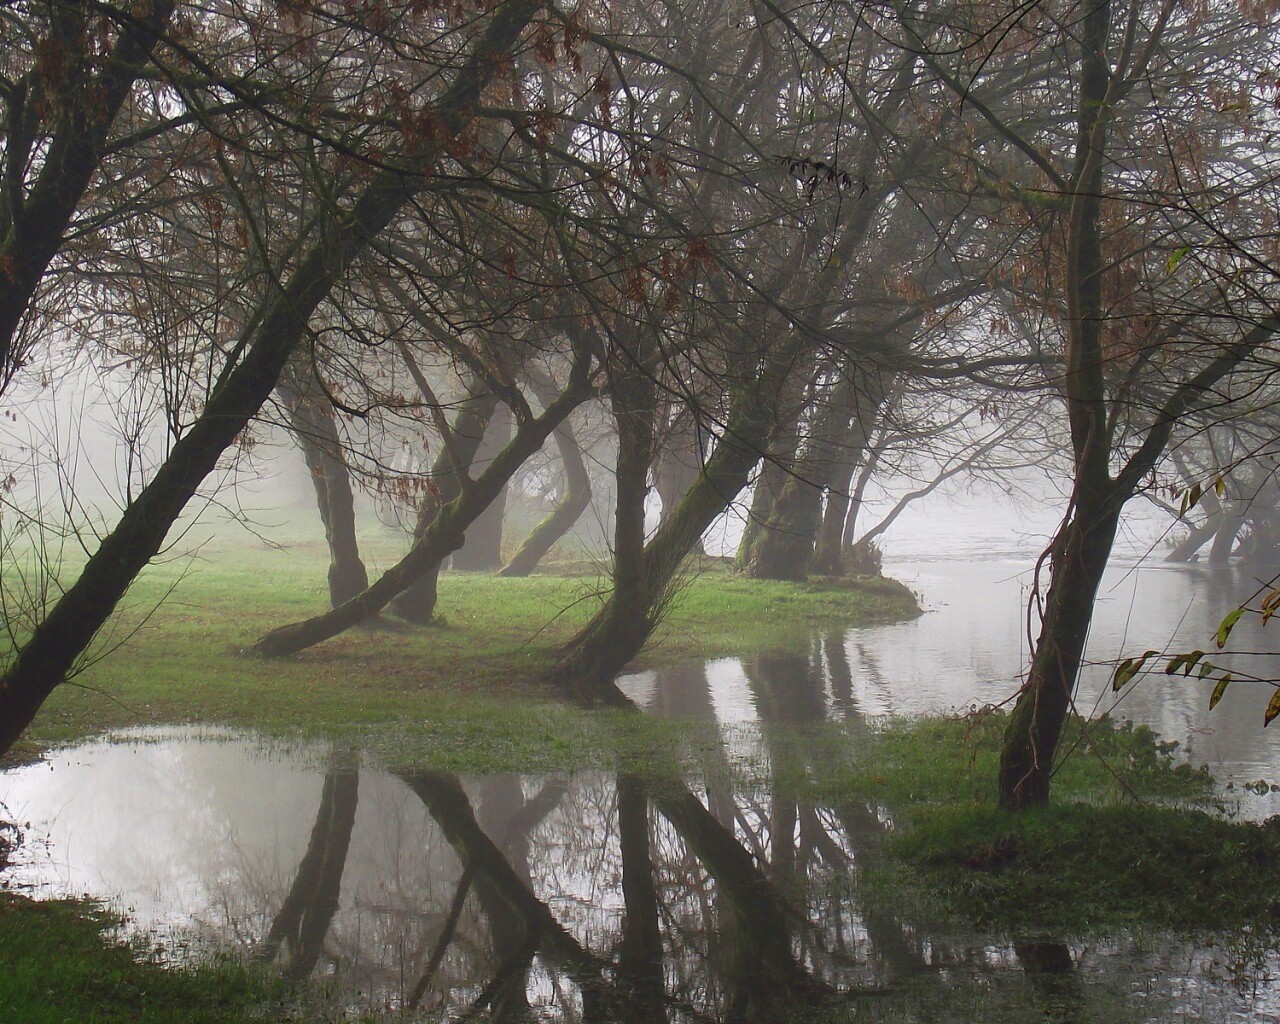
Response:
3,556,1280,1022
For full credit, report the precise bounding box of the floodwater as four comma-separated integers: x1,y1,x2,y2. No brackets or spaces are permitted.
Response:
4,555,1280,1022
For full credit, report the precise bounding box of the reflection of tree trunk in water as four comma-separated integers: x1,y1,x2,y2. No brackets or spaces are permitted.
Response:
617,774,666,1023
257,754,359,984
1014,940,1084,1023
650,782,823,1003
500,416,591,576
279,359,369,607
823,633,863,730
742,646,927,979
474,774,539,1022
392,379,499,622
452,405,512,572
400,771,620,1020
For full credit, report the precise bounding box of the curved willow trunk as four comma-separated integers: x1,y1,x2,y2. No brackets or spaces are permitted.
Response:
499,418,591,577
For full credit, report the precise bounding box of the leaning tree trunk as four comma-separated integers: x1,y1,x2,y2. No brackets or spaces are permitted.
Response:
0,0,543,760
390,382,500,623
451,404,512,572
499,416,592,577
254,372,590,656
279,358,369,606
998,490,1123,810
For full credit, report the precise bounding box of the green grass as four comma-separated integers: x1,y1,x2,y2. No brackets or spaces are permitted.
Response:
894,802,1280,933
0,894,277,1023
18,534,917,769
773,710,1280,938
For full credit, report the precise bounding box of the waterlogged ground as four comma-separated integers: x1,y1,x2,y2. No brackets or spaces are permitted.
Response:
4,557,1280,1021
2,725,1278,1024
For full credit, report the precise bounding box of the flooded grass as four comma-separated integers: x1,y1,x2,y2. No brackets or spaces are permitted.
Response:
7,542,1280,1022
20,540,916,758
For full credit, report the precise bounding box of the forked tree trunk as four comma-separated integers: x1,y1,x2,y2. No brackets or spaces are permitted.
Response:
653,412,706,556
744,373,864,580
451,404,512,572
255,373,589,655
499,418,592,577
390,383,499,622
556,352,790,692
735,426,800,571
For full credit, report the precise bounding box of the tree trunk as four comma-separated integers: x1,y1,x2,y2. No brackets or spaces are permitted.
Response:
735,429,799,571
499,417,592,577
452,404,512,572
556,353,790,692
812,377,886,574
560,358,661,685
998,492,1122,810
653,411,705,556
1210,512,1243,565
0,0,543,759
998,0,1114,813
279,359,369,606
255,373,589,655
743,369,875,580
390,383,499,622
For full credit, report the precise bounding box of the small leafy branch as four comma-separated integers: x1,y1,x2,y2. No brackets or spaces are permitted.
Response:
1112,588,1280,726
775,154,868,198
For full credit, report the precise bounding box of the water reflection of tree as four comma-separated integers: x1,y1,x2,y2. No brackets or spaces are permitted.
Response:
238,653,1216,1022
255,748,359,983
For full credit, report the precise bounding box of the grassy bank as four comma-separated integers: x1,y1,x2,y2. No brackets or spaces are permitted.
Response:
0,894,277,1024
15,535,917,763
795,711,1280,937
